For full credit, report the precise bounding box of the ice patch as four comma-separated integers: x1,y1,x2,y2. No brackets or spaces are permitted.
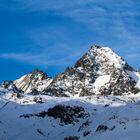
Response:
93,75,110,90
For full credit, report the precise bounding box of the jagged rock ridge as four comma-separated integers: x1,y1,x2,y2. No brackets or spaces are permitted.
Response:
13,45,140,96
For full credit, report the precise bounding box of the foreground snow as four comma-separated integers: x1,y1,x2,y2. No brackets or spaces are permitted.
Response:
1,87,140,140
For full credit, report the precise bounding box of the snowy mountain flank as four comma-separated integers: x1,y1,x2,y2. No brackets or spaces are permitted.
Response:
1,45,140,140
14,69,52,94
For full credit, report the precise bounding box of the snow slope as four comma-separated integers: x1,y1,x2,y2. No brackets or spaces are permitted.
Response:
1,87,140,140
93,75,110,91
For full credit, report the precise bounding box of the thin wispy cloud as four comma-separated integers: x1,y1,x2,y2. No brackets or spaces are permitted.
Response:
0,45,86,68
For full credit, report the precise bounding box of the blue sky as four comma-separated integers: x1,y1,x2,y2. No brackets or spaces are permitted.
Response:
0,0,140,82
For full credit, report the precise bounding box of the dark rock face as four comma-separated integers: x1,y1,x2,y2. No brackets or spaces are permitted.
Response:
96,124,109,132
64,136,80,140
47,105,89,124
20,105,89,125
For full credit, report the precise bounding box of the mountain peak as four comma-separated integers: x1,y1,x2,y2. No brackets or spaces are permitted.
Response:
88,45,126,69
31,69,48,78
14,69,52,93
44,45,139,97
74,45,128,77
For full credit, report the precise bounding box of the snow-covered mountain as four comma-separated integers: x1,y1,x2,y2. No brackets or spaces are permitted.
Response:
14,69,52,94
1,45,140,140
44,45,139,97
13,46,140,97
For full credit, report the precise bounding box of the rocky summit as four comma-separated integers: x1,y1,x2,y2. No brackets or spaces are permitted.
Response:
14,69,52,94
43,45,139,96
